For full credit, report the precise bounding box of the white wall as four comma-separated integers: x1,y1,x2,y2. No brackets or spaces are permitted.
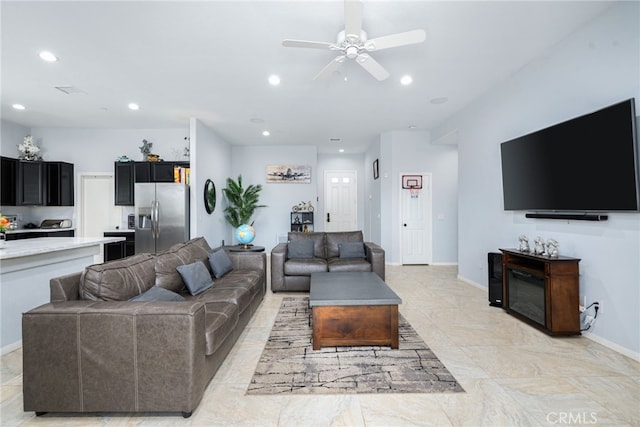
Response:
190,118,232,247
379,130,459,265
230,145,318,250
1,120,30,154
365,138,382,244
0,124,189,228
433,2,640,357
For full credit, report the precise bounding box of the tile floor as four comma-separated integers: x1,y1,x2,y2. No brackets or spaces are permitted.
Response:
1,265,639,426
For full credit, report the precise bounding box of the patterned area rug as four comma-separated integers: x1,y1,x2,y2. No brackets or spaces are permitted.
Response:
246,297,465,395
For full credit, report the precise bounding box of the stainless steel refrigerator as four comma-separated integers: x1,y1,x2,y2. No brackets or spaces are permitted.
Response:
135,183,190,254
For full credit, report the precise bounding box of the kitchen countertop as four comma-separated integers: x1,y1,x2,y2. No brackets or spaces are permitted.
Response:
0,236,125,260
104,229,135,234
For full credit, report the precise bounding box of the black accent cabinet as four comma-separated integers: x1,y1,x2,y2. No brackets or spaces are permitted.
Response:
114,161,189,206
46,162,74,206
104,232,135,261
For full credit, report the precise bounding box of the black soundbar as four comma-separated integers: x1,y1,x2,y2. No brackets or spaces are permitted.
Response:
525,212,608,221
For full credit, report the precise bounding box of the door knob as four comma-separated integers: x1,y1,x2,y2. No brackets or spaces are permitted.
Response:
403,223,407,227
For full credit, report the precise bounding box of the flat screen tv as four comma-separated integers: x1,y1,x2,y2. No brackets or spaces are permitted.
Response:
500,98,639,212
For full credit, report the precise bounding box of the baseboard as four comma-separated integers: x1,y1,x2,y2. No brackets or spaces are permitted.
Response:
431,262,458,266
2,340,21,356
581,331,640,362
457,274,486,291
457,274,639,362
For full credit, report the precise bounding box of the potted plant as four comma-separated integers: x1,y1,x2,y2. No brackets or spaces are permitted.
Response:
223,175,266,247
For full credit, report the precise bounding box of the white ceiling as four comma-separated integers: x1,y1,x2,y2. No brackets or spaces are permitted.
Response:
1,1,613,153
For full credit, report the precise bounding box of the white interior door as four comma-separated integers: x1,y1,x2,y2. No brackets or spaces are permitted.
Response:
400,173,432,264
324,170,357,232
79,174,120,262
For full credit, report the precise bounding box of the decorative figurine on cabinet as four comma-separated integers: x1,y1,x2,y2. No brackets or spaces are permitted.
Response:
518,235,530,252
533,236,545,255
546,239,559,258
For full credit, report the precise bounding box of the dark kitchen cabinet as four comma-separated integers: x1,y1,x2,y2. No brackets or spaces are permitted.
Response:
1,156,17,205
114,162,135,206
104,231,135,261
114,161,190,206
17,161,45,205
5,229,75,240
134,162,151,183
1,157,75,206
46,162,74,206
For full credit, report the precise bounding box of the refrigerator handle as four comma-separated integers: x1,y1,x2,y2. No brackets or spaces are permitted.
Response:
152,200,160,238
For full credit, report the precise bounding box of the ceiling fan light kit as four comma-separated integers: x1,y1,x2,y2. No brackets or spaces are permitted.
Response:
282,0,426,81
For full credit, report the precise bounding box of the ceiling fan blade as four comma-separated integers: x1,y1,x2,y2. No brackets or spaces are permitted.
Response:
344,0,363,39
364,29,426,52
356,53,390,81
282,39,333,50
314,55,346,80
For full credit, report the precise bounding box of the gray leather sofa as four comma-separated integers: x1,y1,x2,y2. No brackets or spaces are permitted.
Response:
271,230,385,292
22,237,265,418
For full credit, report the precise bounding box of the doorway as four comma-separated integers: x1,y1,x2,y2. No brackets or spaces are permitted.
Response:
79,174,120,262
400,173,432,264
324,170,357,232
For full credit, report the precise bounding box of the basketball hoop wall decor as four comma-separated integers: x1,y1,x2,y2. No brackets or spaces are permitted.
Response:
402,175,423,198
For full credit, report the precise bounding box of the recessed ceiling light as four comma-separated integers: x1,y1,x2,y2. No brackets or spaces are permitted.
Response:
12,104,25,110
262,130,270,136
430,97,448,105
408,125,417,129
128,103,140,111
268,75,281,86
400,75,413,85
39,51,58,62
339,148,345,153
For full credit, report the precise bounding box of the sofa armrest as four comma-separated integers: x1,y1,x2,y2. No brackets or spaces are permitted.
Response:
50,271,83,302
227,250,266,272
364,242,385,280
23,300,208,414
270,243,287,292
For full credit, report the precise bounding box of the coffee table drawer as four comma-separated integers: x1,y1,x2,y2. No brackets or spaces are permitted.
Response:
311,304,399,350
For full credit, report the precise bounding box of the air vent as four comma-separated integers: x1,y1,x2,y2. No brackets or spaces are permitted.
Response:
54,85,86,95
330,138,341,142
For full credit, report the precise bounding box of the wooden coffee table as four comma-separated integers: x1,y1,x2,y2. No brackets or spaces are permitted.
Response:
309,272,402,350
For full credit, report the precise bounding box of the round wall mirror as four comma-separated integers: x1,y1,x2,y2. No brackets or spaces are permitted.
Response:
204,179,216,214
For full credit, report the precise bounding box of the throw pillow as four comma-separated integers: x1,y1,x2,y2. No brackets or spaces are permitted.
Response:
129,286,185,302
338,242,365,258
208,249,234,278
288,240,315,259
176,261,215,295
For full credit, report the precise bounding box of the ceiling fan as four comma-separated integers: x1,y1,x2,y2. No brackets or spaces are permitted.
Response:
282,0,426,81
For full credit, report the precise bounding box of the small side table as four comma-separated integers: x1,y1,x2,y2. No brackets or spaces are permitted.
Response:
225,245,265,253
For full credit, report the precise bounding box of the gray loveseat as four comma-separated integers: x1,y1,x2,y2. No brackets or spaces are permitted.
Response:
22,237,265,418
270,230,385,292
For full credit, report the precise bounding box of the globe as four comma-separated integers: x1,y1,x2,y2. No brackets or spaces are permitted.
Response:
235,224,255,246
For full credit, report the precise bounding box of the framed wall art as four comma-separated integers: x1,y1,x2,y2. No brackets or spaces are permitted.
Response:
266,165,311,183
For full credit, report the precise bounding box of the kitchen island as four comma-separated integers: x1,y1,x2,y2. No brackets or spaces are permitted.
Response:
0,236,125,353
